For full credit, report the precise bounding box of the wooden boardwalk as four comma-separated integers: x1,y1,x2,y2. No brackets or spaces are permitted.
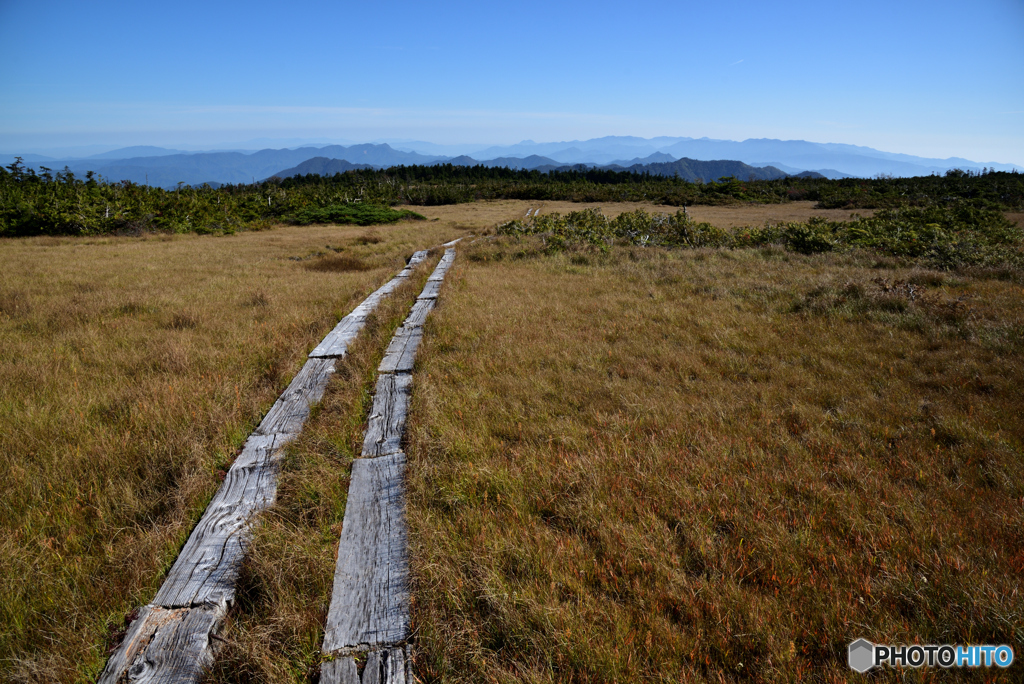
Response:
99,250,430,684
319,243,459,684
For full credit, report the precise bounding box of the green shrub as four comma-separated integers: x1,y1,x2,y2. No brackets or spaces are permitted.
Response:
784,217,837,254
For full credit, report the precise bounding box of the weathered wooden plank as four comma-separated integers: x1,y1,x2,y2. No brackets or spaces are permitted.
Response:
415,279,442,300
426,251,456,282
377,327,422,374
152,434,292,607
362,652,381,684
442,238,463,247
320,646,407,684
321,656,361,684
320,246,455,680
254,357,336,436
97,604,226,684
322,452,409,652
310,315,367,358
401,299,435,329
102,247,440,681
384,647,407,684
361,373,412,458
311,249,428,357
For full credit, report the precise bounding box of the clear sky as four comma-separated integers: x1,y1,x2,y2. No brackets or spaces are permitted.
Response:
1,0,1022,162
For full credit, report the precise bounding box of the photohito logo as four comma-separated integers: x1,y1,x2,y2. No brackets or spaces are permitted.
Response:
849,639,1014,672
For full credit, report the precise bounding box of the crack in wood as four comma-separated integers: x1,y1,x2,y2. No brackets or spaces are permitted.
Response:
361,374,412,458
97,604,226,684
320,646,411,684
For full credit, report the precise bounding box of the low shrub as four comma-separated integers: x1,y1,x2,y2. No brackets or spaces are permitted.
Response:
498,205,1022,271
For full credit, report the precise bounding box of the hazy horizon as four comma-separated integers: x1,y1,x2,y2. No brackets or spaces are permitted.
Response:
3,135,1022,169
2,1,1022,164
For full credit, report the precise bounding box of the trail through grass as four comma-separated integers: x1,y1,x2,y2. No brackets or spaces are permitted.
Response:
0,222,458,682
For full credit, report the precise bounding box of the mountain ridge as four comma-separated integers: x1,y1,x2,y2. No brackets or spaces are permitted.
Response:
5,136,1020,188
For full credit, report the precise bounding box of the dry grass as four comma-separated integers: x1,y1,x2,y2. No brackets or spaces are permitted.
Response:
403,237,1023,682
410,200,876,230
5,196,1022,682
0,222,459,682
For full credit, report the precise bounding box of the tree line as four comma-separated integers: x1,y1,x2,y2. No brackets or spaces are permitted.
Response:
2,157,1021,237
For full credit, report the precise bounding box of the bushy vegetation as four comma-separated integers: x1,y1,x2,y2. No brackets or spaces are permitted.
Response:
3,157,1021,237
0,159,420,237
288,203,424,226
282,164,1024,210
496,203,1023,271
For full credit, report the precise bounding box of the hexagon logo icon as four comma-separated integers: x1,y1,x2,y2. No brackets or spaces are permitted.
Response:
848,639,875,673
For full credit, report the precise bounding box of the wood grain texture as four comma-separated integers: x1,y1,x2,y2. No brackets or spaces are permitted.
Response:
97,604,225,684
377,327,422,375
322,452,409,652
309,315,367,358
254,357,336,436
361,374,412,458
402,299,435,329
320,657,360,684
426,250,456,282
415,280,442,300
152,433,294,607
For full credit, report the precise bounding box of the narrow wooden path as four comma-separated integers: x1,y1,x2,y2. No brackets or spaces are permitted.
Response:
99,250,430,684
319,243,459,684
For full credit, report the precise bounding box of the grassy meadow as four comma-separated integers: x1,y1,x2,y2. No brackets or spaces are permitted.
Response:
2,199,1021,682
401,210,1023,682
0,220,457,681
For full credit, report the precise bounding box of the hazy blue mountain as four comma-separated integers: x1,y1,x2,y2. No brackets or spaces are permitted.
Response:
603,158,788,182
87,146,186,159
13,136,1020,187
17,144,445,187
444,155,481,166
378,140,491,157
757,162,854,180
608,152,677,166
473,136,694,165
454,136,1021,178
2,154,58,164
439,155,563,170
476,155,562,170
270,157,374,178
663,138,1021,177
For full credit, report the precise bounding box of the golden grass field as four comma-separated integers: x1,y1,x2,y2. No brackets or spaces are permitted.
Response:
404,239,1023,683
0,222,458,681
2,201,1022,682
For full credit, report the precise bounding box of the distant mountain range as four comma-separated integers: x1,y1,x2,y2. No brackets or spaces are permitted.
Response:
272,154,798,183
271,157,375,177
3,136,1019,188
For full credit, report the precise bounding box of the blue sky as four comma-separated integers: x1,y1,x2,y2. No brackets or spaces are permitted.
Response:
1,0,1022,162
